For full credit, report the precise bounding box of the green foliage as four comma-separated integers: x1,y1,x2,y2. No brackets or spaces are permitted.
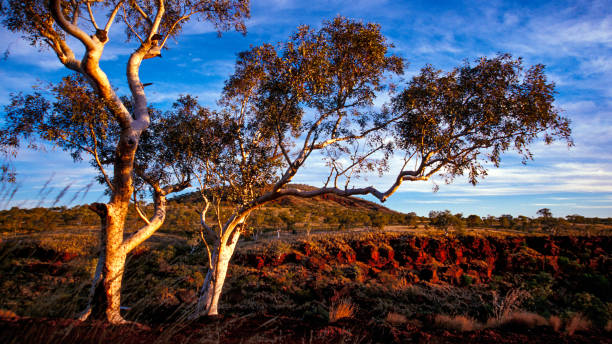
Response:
571,293,610,328
370,212,390,230
429,210,464,230
460,274,474,286
466,215,483,228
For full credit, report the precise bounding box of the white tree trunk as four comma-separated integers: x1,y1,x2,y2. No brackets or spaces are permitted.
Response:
78,203,130,323
196,229,240,316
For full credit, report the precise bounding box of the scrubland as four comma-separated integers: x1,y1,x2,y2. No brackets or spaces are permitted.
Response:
1,224,611,343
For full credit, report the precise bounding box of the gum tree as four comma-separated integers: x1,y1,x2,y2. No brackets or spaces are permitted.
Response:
178,17,571,317
0,0,249,323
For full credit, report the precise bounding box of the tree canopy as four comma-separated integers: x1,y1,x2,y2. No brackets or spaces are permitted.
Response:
159,17,573,316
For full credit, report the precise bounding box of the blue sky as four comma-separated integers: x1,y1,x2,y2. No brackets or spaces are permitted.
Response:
1,0,611,218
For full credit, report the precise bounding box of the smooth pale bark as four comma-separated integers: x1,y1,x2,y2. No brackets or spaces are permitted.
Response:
78,202,131,322
196,228,241,316
192,177,425,317
78,179,180,323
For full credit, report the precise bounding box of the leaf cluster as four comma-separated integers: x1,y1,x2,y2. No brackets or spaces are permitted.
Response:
393,54,572,185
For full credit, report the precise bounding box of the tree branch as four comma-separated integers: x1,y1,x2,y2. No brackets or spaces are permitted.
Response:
131,0,153,27
86,1,100,30
121,191,166,254
122,5,144,43
49,0,96,50
89,125,115,192
104,1,124,32
148,0,165,41
132,192,150,225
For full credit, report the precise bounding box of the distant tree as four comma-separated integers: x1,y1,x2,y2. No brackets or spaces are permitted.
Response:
370,213,390,231
499,214,513,228
537,208,552,219
405,212,419,226
536,208,558,232
566,214,585,224
466,214,483,228
484,215,496,227
430,210,463,230
0,0,249,324
515,215,532,231
278,210,296,232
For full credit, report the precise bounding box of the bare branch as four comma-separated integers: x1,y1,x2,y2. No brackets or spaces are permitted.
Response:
122,192,166,254
312,113,402,150
104,1,124,32
132,192,150,225
89,125,115,192
337,144,384,177
159,13,192,49
122,5,144,43
196,195,218,242
200,230,213,270
50,0,96,50
70,0,80,26
131,0,153,27
148,0,165,41
86,1,100,30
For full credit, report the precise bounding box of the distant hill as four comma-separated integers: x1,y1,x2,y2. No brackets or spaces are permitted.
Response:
0,185,412,234
170,184,399,215
162,184,410,234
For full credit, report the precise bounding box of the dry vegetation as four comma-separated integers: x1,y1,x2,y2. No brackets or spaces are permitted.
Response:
1,212,611,343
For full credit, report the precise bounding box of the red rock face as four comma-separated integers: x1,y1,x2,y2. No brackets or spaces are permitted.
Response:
234,235,612,287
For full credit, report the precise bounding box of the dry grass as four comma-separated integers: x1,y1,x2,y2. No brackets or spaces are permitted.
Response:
549,315,563,332
328,298,355,323
566,313,590,335
491,289,530,323
605,320,612,332
385,312,407,325
499,312,548,328
434,315,480,332
391,277,410,292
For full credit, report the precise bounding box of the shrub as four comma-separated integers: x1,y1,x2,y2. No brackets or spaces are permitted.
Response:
466,215,483,228
460,274,474,286
571,292,609,327
491,289,531,323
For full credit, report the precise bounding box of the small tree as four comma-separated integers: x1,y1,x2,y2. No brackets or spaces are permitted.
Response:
370,213,389,231
0,0,249,324
499,214,513,228
537,208,552,219
537,207,557,233
466,214,483,228
405,212,419,226
184,17,571,317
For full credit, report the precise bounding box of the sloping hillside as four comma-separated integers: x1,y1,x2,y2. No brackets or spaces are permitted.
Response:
169,184,398,214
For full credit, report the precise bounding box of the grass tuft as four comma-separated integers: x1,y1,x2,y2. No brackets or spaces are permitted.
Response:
328,298,355,323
